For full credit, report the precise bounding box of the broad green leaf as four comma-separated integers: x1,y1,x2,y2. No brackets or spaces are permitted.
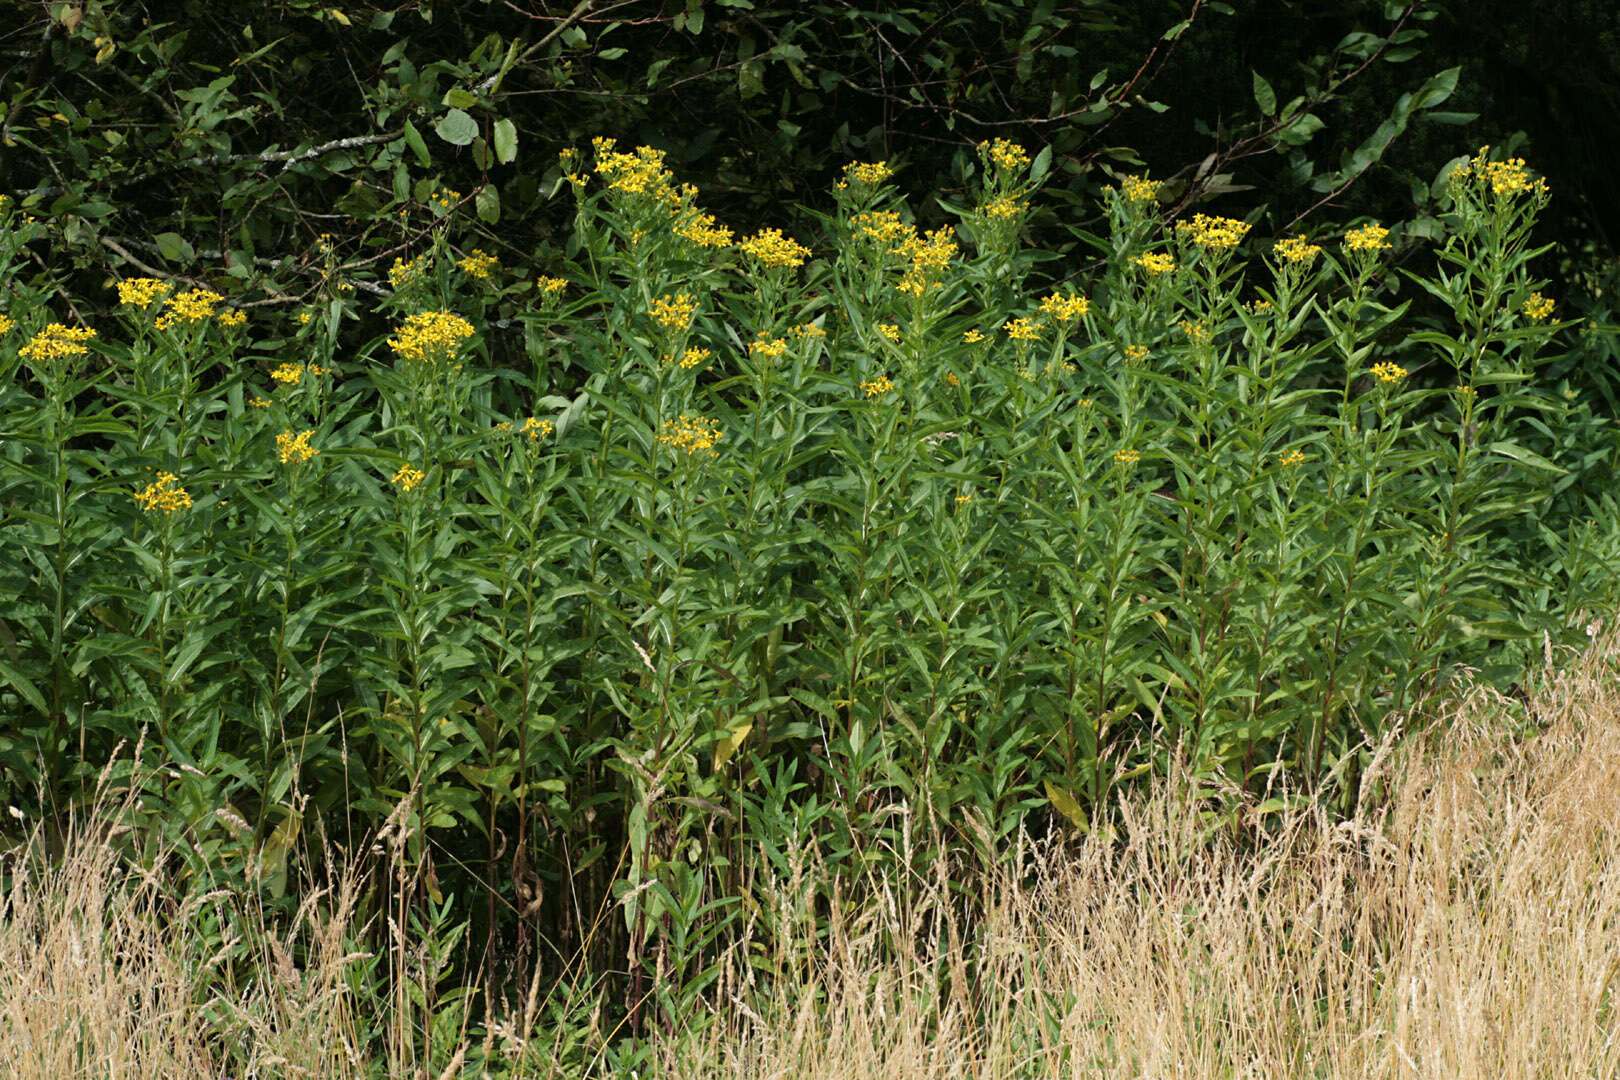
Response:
434,108,477,146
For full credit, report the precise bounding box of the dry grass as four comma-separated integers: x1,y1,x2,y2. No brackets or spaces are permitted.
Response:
5,631,1620,1079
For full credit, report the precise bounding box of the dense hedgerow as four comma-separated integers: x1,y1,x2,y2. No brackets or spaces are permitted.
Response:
0,143,1615,1035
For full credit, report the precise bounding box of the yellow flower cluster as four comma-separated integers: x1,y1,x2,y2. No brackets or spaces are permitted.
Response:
1134,252,1176,275
1004,317,1043,341
852,210,914,246
650,292,698,331
1273,234,1322,266
860,376,894,397
1176,214,1252,250
457,249,499,279
134,472,192,514
963,328,985,344
1178,320,1211,343
1454,147,1547,199
1278,449,1308,468
1522,292,1555,321
117,278,173,306
431,188,462,213
156,288,224,329
750,335,788,360
668,346,711,370
250,396,271,408
674,208,733,248
793,322,826,339
392,463,426,492
20,323,97,362
740,227,812,268
536,276,568,296
219,309,246,328
1113,448,1140,466
388,310,476,362
877,323,901,343
1370,361,1407,383
983,138,1031,172
591,138,680,203
1039,290,1091,322
1344,223,1392,253
389,254,429,289
982,195,1026,220
1124,344,1150,365
270,362,331,385
522,417,554,440
840,161,894,187
895,227,957,297
0,314,12,336
1119,175,1159,202
276,429,318,465
657,414,723,457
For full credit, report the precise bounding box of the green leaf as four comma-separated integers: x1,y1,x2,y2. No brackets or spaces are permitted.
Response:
442,87,479,109
402,119,431,166
475,185,500,223
434,108,477,146
1252,70,1276,116
493,117,518,164
1044,780,1089,830
154,232,192,261
0,659,48,715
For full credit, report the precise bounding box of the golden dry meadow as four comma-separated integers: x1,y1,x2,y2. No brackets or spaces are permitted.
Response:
2,140,1619,1075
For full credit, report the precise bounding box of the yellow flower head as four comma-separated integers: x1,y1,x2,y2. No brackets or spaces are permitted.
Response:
852,210,915,247
392,463,426,492
271,362,305,385
20,323,97,362
1278,449,1308,468
657,414,723,457
388,310,476,363
649,292,698,331
982,138,1031,172
861,375,894,397
963,328,985,344
750,334,788,360
1113,448,1141,467
1119,175,1159,203
1273,234,1322,266
674,209,733,248
1344,223,1392,253
276,429,318,465
134,472,192,514
1039,290,1091,322
740,227,812,268
0,314,10,337
673,346,712,370
389,254,429,289
794,322,826,339
117,278,173,307
982,195,1026,220
1003,317,1043,341
877,323,901,343
522,416,555,440
1178,319,1211,343
1522,292,1555,321
1133,252,1176,275
1175,213,1252,250
218,309,246,328
457,249,499,280
1124,344,1150,365
155,289,224,329
249,396,271,408
841,161,894,187
536,276,568,296
1370,361,1407,384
